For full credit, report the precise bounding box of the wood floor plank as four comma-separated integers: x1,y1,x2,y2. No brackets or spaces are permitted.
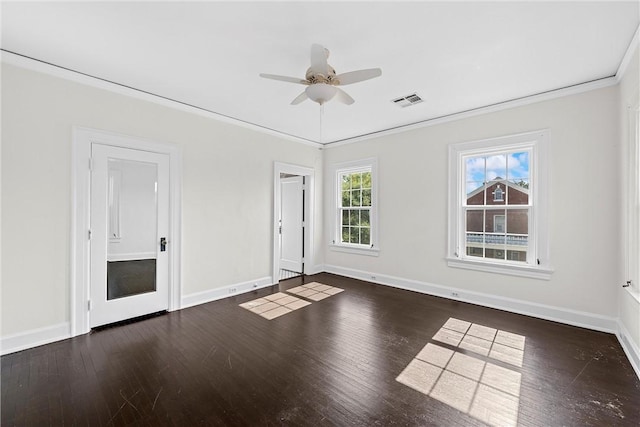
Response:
2,273,639,426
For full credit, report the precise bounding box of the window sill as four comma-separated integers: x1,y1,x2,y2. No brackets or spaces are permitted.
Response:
446,257,553,280
330,244,380,257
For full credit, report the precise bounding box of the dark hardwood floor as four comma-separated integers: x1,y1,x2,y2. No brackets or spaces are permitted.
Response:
2,273,639,426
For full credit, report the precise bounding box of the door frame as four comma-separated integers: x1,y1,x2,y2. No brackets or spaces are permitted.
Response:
273,162,315,285
71,127,182,336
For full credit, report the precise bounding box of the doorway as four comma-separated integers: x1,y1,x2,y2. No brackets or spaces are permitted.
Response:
279,174,304,280
71,128,182,336
89,144,170,327
273,163,315,285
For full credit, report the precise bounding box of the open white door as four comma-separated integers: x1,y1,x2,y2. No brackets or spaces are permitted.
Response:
89,144,170,327
280,176,304,273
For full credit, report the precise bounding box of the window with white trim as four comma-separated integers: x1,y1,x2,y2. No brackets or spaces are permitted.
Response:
331,158,378,255
625,104,640,297
448,131,552,279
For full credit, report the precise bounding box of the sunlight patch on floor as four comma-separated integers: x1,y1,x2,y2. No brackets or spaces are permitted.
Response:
286,282,344,301
239,292,310,320
396,318,525,427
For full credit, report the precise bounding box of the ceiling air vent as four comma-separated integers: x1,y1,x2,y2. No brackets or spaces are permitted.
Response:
392,93,423,108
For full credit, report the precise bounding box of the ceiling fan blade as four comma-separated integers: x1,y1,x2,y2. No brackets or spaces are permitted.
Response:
290,91,308,105
310,44,328,74
259,73,307,85
334,88,355,105
335,68,382,85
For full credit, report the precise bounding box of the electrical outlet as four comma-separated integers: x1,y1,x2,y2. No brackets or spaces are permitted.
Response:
228,288,237,294
451,292,459,298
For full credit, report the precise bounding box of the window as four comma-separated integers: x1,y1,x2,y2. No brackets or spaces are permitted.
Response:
626,104,640,298
493,185,504,202
331,158,378,256
448,130,552,279
340,170,371,245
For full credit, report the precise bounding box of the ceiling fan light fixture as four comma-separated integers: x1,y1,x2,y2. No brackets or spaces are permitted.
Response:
305,83,337,105
260,44,382,106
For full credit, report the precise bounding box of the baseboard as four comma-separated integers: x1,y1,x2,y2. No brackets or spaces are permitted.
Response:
181,276,273,309
617,320,640,380
1,322,71,356
322,264,619,333
1,277,273,355
305,264,325,275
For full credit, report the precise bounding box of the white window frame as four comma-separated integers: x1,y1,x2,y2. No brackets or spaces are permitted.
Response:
447,130,553,280
625,103,640,300
330,158,379,256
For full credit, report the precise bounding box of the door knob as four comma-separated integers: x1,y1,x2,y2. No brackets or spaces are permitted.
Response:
160,237,168,252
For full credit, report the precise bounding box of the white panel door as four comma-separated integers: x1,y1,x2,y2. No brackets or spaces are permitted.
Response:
90,144,170,327
280,176,304,273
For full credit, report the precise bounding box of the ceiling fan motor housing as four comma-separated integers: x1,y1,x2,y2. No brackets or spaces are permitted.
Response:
306,66,338,85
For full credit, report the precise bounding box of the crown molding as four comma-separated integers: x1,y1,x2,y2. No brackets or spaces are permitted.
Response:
616,24,640,83
0,50,323,149
1,47,628,149
324,76,618,148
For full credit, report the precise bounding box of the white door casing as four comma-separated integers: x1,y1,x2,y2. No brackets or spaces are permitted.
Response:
89,144,169,327
280,176,304,273
71,127,182,336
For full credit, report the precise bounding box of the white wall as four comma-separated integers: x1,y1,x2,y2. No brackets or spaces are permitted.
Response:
323,84,621,320
1,52,635,357
1,63,323,337
618,43,640,359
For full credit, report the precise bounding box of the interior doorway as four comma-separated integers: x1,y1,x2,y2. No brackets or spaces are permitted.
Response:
273,163,315,285
71,128,182,336
89,144,170,327
279,174,304,280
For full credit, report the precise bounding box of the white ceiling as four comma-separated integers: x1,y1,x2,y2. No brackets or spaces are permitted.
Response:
2,1,638,145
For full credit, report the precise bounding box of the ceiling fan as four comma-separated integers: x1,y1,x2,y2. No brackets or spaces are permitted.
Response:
260,44,382,106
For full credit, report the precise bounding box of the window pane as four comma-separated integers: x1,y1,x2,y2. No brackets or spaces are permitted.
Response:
507,152,530,205
362,172,371,189
361,209,370,227
466,210,484,233
349,228,359,243
351,189,361,207
485,248,505,260
342,209,349,226
485,209,506,234
466,156,486,205
506,209,528,235
466,246,484,258
341,227,349,243
507,209,528,257
350,210,360,226
341,174,351,191
485,209,506,259
352,173,362,189
342,190,351,207
486,153,507,188
360,227,370,245
362,189,371,206
507,250,526,261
